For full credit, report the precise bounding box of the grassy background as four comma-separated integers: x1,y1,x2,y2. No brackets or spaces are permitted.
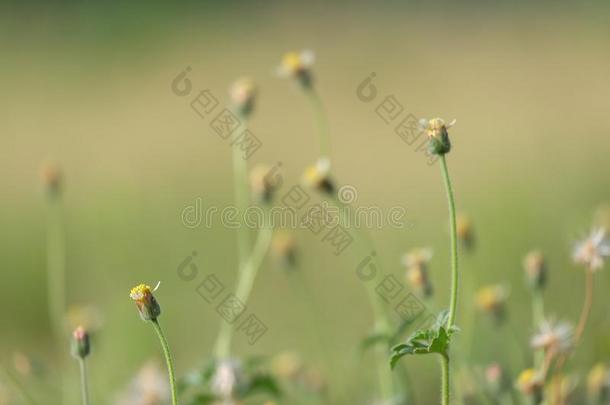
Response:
1,1,610,403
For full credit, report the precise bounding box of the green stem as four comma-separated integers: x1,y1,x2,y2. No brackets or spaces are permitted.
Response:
231,115,251,270
152,320,178,405
532,291,545,368
440,155,459,329
332,197,394,401
440,354,450,405
77,358,89,405
46,195,66,342
305,89,331,159
214,213,273,358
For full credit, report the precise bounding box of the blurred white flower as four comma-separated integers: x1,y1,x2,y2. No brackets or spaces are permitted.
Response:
115,361,169,405
531,319,573,353
573,228,610,271
211,359,242,402
276,50,315,78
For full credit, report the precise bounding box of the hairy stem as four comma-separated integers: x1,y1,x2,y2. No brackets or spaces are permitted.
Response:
152,320,178,405
305,89,331,159
214,213,273,358
77,358,89,405
440,155,459,329
440,354,450,405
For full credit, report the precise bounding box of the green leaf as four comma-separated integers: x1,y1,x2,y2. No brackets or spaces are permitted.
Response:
389,310,458,369
359,331,391,352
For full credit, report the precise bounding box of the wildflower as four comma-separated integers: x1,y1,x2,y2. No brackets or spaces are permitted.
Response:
71,326,90,359
401,248,433,298
116,361,169,405
523,250,547,290
250,164,280,204
530,319,573,354
456,213,475,251
573,228,610,271
476,284,509,321
211,359,242,401
588,363,610,402
484,363,508,395
277,50,315,89
40,162,62,196
419,118,456,156
129,282,161,322
516,368,543,401
229,77,257,117
271,232,298,268
302,157,334,194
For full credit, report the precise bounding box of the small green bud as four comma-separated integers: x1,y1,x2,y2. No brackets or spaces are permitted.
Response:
130,283,161,321
71,326,90,359
523,251,547,290
420,118,456,156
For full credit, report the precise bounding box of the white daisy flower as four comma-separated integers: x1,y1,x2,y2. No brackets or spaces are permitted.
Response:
573,228,610,271
531,319,573,353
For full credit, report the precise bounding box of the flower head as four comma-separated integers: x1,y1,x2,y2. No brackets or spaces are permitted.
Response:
530,319,573,354
523,250,547,290
229,77,257,117
129,282,161,321
250,164,281,204
277,50,315,88
116,361,169,405
476,284,509,321
272,232,298,268
211,359,242,401
588,363,610,402
302,157,334,194
401,248,433,298
456,213,475,251
40,162,62,196
573,228,610,271
71,326,90,359
516,368,543,399
419,118,456,155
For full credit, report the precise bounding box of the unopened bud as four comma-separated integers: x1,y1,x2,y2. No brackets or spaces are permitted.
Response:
523,250,547,290
456,214,475,251
229,77,257,117
71,326,90,359
40,162,62,197
302,158,334,195
420,118,456,156
129,283,161,321
250,164,281,204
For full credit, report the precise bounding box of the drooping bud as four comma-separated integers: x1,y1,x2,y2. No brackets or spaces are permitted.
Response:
523,250,547,290
456,213,475,252
476,285,509,322
71,326,90,359
401,248,433,299
129,283,161,321
277,50,315,89
302,158,334,195
40,162,62,197
229,77,257,117
272,232,298,268
516,368,543,403
250,164,281,204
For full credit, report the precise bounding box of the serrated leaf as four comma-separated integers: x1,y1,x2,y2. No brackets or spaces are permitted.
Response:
389,310,458,368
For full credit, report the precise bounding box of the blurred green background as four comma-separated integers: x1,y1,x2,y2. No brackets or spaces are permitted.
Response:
1,1,610,403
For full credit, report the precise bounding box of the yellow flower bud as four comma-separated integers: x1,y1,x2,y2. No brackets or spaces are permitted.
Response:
130,283,161,321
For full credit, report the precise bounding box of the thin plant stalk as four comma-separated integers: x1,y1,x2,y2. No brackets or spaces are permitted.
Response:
333,198,395,401
151,320,178,405
77,358,90,405
231,115,252,269
305,89,331,159
574,267,594,343
214,213,273,358
532,290,545,368
440,354,450,405
45,194,66,342
439,154,459,405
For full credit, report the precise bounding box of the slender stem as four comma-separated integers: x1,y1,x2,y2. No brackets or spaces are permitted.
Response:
77,358,90,405
46,195,66,341
574,267,594,343
532,291,545,368
440,155,459,329
305,89,331,159
231,115,251,270
440,354,450,405
151,320,178,405
332,197,394,401
214,213,273,358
